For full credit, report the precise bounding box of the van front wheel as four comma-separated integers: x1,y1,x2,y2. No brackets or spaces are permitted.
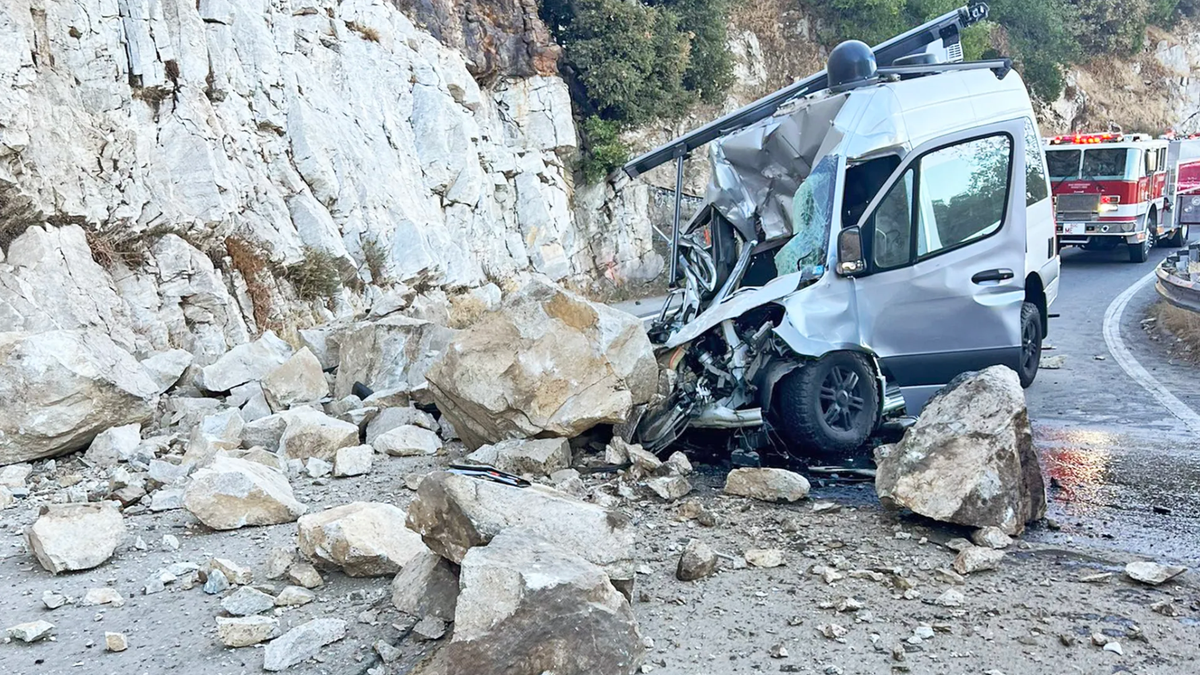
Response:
1018,302,1042,388
778,352,880,456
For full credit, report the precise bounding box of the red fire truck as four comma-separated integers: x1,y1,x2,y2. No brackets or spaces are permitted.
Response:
1045,132,1180,262
1167,136,1200,243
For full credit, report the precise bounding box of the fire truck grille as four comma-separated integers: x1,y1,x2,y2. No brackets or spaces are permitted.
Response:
1056,193,1099,221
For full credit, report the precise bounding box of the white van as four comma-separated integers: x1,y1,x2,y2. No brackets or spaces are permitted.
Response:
621,4,1059,456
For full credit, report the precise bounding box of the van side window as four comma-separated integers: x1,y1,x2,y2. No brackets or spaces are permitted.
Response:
916,135,1012,257
871,169,914,269
1023,119,1049,206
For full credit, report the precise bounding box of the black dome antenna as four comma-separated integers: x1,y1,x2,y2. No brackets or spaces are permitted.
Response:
828,41,878,93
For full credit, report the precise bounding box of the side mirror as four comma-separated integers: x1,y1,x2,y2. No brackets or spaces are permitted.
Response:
837,227,866,276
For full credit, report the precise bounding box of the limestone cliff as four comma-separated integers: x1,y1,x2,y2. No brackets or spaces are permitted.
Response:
0,0,664,363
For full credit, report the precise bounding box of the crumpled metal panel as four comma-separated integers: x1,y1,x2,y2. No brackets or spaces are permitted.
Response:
707,93,849,242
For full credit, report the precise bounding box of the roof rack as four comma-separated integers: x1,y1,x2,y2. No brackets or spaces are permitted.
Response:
622,2,991,179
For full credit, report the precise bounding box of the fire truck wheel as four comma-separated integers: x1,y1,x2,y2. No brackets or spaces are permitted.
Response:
1129,220,1153,263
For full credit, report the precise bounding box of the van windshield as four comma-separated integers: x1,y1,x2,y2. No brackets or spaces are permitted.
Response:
774,153,838,277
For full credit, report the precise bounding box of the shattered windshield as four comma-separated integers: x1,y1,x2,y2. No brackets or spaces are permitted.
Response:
774,154,838,277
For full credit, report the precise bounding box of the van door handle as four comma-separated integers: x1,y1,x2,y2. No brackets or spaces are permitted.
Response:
972,268,1014,284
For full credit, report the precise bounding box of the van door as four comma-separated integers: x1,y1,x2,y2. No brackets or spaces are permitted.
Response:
850,119,1027,412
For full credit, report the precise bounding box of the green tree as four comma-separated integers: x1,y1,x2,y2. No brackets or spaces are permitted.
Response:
651,0,734,103
579,116,630,182
1070,0,1151,54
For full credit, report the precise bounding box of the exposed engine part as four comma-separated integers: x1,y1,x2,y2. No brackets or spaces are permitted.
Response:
691,406,764,429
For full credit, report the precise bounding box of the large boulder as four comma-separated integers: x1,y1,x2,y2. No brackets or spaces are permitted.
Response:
197,331,293,393
0,330,159,465
26,503,127,574
297,502,428,577
874,366,1046,536
406,471,635,583
262,348,328,411
183,456,307,530
333,316,456,399
425,278,657,449
446,529,644,675
278,410,360,461
391,549,460,620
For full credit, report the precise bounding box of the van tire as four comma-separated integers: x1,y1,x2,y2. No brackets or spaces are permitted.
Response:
1018,302,1042,388
777,352,879,456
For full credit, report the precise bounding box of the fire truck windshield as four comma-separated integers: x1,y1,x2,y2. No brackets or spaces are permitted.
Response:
1046,147,1138,181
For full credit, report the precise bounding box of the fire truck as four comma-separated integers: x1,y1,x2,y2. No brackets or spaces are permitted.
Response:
1167,136,1200,243
1045,132,1178,262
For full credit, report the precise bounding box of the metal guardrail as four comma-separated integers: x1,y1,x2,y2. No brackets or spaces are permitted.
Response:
1157,243,1200,313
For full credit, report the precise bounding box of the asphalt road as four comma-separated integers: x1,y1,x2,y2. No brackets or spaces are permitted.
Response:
1024,242,1200,565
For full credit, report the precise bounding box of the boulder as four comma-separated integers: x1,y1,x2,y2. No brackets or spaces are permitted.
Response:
364,406,438,443
971,526,1013,550
287,562,324,589
140,350,194,393
874,366,1046,536
183,409,245,466
407,471,635,583
391,549,460,620
274,586,316,607
229,382,272,421
26,503,126,574
278,410,360,461
183,455,306,530
446,529,644,675
197,331,293,393
0,330,159,465
677,539,718,581
724,468,810,503
464,438,571,477
241,413,290,451
5,620,55,643
84,424,142,468
218,615,281,648
262,618,347,671
372,425,442,457
426,278,657,449
298,502,428,577
647,476,692,501
262,348,328,411
333,445,374,477
333,316,456,398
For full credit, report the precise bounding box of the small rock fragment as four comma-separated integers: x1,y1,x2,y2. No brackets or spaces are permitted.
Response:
333,445,374,478
626,444,662,478
812,500,841,514
275,586,316,607
769,643,788,659
287,562,324,589
971,526,1013,550
933,588,965,607
221,587,276,616
5,620,55,643
411,615,447,641
105,632,128,652
209,558,254,585
305,457,332,478
818,623,848,641
646,476,692,501
745,549,784,569
82,587,124,607
1125,561,1187,586
374,640,402,664
203,569,230,595
676,540,718,581
372,425,442,457
724,468,810,502
1104,641,1124,655
663,452,693,476
161,534,181,551
262,618,347,671
42,590,69,610
218,615,281,648
265,547,295,580
953,546,1005,575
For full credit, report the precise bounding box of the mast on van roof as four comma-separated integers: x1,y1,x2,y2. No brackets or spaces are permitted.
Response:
622,2,991,179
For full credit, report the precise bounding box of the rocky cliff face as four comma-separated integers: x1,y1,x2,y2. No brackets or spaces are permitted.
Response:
0,0,664,362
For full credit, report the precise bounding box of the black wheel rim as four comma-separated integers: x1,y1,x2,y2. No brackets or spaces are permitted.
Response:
818,366,866,432
1021,318,1040,374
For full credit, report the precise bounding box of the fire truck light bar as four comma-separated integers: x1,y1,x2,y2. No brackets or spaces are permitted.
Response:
1049,133,1124,145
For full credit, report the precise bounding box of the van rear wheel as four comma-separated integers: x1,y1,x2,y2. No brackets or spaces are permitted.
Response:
778,352,880,456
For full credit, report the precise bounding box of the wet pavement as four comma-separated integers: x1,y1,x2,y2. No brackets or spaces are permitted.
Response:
1021,243,1200,566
